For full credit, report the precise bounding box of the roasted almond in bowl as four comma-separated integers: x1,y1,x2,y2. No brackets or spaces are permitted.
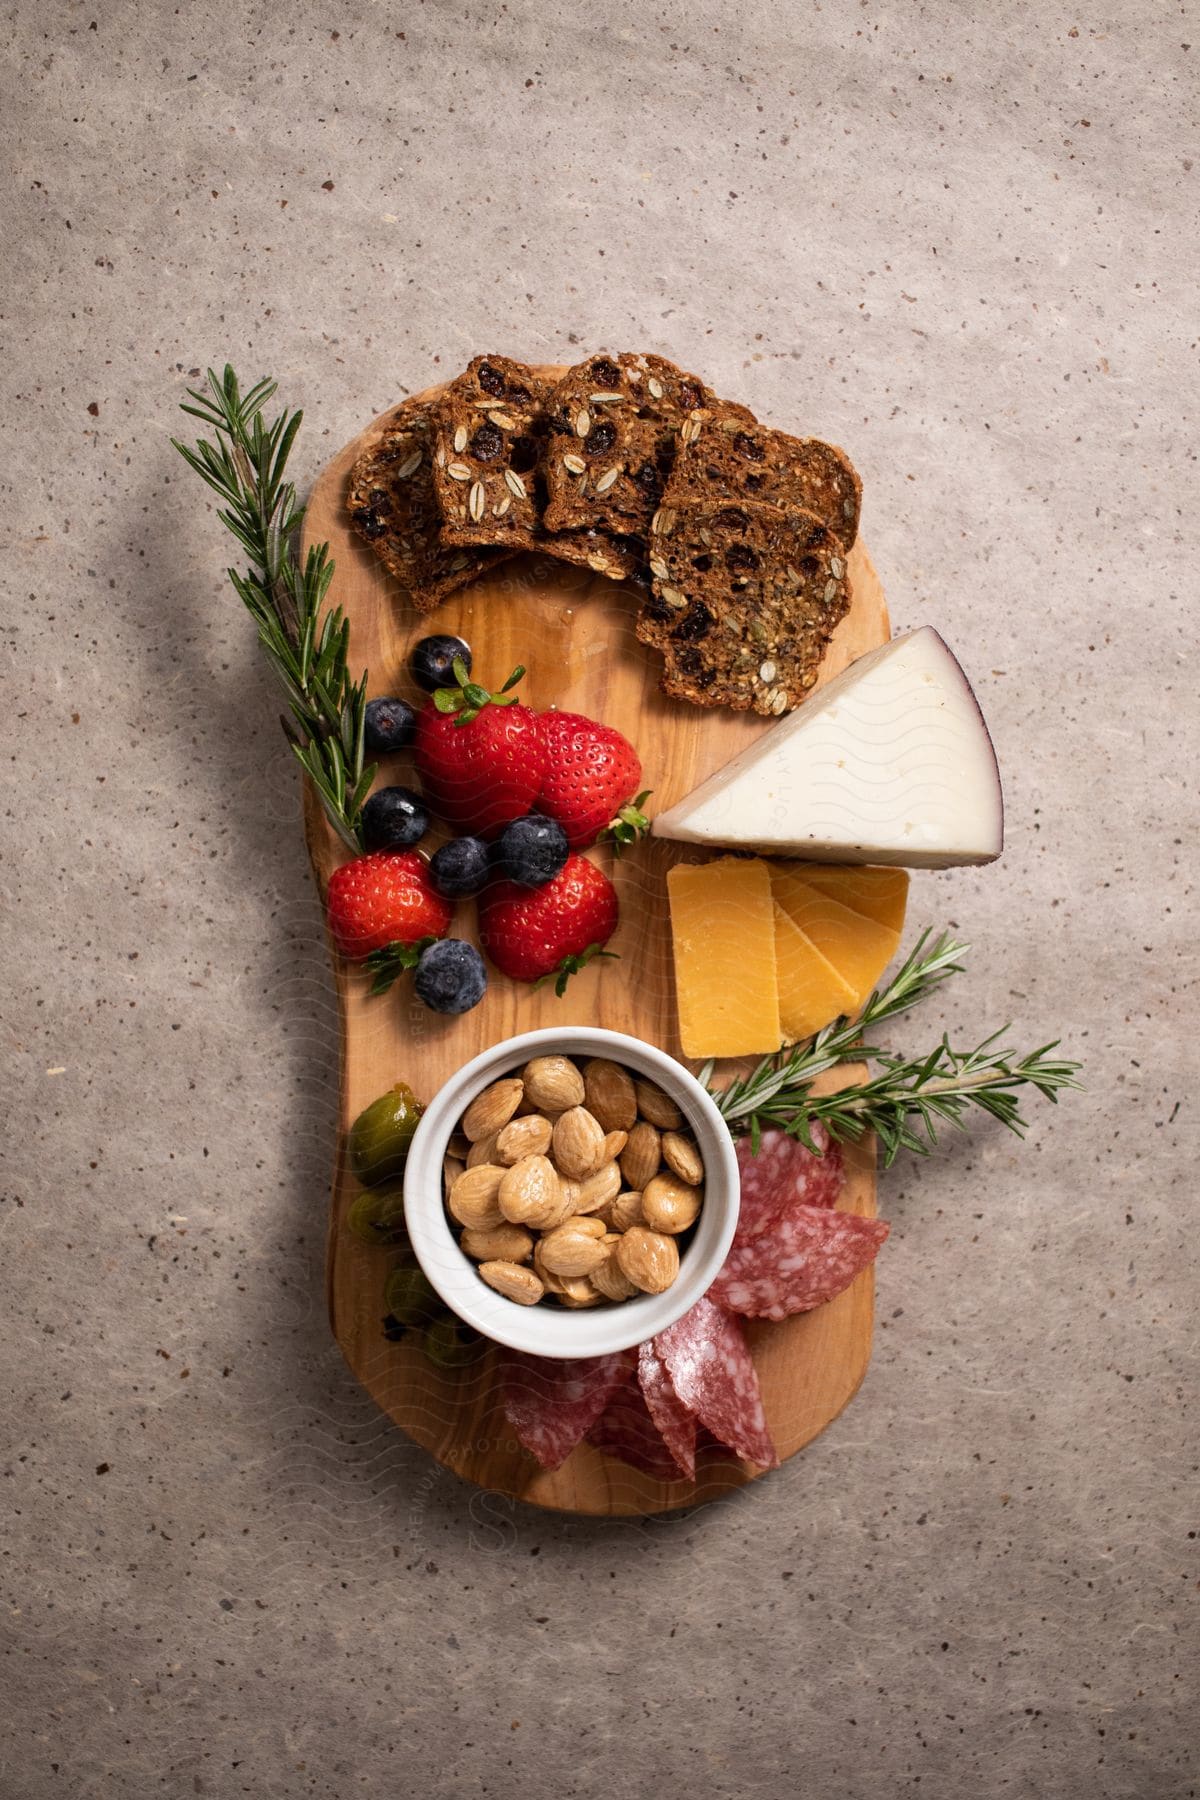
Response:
401,1026,739,1360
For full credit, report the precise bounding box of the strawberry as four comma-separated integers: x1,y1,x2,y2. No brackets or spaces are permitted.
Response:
478,854,619,993
326,850,452,960
536,711,649,850
414,661,546,837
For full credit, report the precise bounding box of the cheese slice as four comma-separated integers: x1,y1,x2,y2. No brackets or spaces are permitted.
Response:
652,628,1004,869
666,858,782,1059
770,867,902,999
773,904,858,1044
797,864,910,930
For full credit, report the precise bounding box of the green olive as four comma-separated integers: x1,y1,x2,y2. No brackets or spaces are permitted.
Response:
421,1316,483,1369
383,1262,441,1328
345,1185,408,1246
348,1082,424,1187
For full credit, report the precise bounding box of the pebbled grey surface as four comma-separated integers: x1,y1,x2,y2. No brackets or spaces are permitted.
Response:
1,2,1195,1796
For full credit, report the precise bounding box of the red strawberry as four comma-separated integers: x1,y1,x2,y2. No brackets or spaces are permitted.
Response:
536,711,649,850
326,850,452,960
478,854,619,992
414,661,546,837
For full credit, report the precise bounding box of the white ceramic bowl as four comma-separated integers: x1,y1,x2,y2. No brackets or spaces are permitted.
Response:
403,1026,740,1359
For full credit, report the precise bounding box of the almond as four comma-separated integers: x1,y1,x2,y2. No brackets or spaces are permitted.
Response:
634,1078,683,1131
616,1225,680,1294
443,1154,465,1199
498,1154,567,1229
557,1273,602,1307
592,1235,639,1302
600,1129,628,1163
495,1114,553,1165
552,1106,607,1180
583,1057,638,1132
533,1238,567,1295
620,1121,661,1191
460,1223,534,1264
571,1160,622,1214
521,1055,586,1114
478,1261,544,1305
660,1132,705,1187
447,1164,506,1230
641,1172,702,1235
609,1190,645,1233
462,1077,524,1142
538,1217,608,1278
466,1132,500,1168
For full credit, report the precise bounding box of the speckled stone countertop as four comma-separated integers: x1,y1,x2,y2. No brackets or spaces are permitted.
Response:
2,3,1194,1796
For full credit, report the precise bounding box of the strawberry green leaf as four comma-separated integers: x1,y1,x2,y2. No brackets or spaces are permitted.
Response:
605,789,653,856
534,942,620,998
366,936,437,996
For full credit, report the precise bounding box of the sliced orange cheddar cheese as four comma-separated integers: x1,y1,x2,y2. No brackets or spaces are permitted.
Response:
772,904,858,1045
667,858,782,1059
770,864,906,1002
797,864,910,931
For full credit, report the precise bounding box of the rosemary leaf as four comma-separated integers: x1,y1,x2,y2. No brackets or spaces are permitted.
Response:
708,933,1081,1164
174,365,370,848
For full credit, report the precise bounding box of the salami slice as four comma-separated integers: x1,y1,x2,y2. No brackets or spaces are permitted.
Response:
711,1205,889,1320
734,1126,843,1244
653,1297,778,1469
500,1349,630,1470
637,1341,697,1480
589,1368,690,1483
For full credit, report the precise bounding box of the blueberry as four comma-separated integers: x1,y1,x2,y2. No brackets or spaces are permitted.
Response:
414,939,487,1015
428,835,491,899
361,786,429,851
494,814,569,888
363,696,415,754
411,634,472,693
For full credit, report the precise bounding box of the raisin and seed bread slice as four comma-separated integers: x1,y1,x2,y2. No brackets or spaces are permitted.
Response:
542,353,752,538
637,498,850,716
430,355,549,548
430,355,642,579
347,400,513,612
666,409,862,546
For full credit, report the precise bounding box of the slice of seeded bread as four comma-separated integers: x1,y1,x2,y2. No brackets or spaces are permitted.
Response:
666,410,862,546
542,353,754,538
347,400,513,612
531,527,644,582
637,498,850,716
430,355,550,548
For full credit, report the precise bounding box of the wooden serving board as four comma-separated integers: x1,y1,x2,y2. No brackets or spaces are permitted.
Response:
302,373,890,1516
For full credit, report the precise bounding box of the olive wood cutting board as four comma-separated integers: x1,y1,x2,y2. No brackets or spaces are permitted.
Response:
301,372,889,1517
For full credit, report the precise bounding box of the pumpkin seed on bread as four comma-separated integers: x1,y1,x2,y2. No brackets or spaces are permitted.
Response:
638,497,850,716
347,400,512,612
667,410,862,547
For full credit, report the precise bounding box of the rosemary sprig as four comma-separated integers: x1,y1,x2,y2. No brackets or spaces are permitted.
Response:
707,929,1081,1166
172,365,373,851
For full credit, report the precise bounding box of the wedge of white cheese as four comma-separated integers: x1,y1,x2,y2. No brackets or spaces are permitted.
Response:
652,627,1003,868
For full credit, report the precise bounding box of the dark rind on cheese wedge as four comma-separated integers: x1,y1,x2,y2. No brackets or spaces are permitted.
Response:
639,497,851,715
667,410,862,547
347,399,514,612
542,352,754,538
